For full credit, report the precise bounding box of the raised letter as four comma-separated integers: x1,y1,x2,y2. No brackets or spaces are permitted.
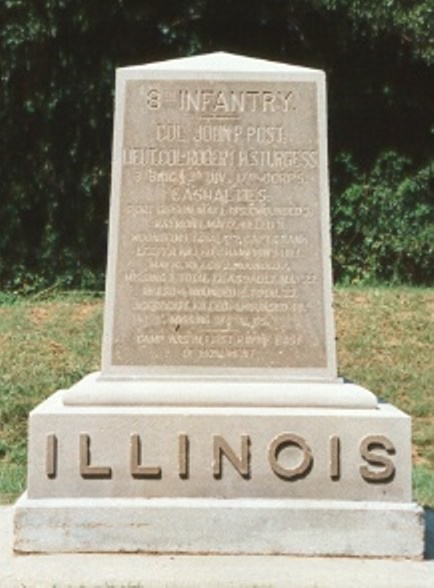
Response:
178,433,189,479
268,433,313,480
79,434,112,479
329,435,340,481
46,433,57,479
130,433,162,479
213,435,250,479
360,435,396,483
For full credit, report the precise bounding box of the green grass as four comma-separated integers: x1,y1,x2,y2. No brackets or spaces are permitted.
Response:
0,287,433,506
0,290,103,503
334,286,434,506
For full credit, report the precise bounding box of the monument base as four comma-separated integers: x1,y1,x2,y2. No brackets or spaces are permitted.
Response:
14,389,424,557
14,495,423,557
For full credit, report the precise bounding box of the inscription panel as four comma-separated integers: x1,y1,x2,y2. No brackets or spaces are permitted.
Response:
109,79,330,371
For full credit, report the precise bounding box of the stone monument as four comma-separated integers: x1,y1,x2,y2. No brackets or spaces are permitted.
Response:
14,53,424,557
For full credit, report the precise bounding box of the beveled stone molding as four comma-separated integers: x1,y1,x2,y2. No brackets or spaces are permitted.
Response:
63,371,377,408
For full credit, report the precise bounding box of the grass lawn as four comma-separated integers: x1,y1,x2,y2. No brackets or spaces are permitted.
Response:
0,287,433,506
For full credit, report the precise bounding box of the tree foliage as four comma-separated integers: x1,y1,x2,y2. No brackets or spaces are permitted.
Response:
0,0,432,289
332,154,433,283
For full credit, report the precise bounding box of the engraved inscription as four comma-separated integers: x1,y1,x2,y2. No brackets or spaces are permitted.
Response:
46,431,397,487
111,80,327,369
178,88,293,113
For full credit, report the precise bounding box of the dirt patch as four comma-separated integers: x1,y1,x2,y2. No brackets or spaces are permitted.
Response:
70,302,100,323
29,306,51,325
349,293,371,307
49,339,67,355
426,301,434,320
412,445,429,466
416,416,434,425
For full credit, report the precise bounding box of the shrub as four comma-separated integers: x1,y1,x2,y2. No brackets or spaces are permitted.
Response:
332,152,434,284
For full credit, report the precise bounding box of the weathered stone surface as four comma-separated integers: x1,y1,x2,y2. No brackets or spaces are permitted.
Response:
101,52,337,380
14,496,424,557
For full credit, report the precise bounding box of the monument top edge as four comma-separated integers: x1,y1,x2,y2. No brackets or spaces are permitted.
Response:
118,52,323,75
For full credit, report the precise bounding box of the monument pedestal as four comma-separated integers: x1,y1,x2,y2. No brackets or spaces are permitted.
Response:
14,386,424,557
